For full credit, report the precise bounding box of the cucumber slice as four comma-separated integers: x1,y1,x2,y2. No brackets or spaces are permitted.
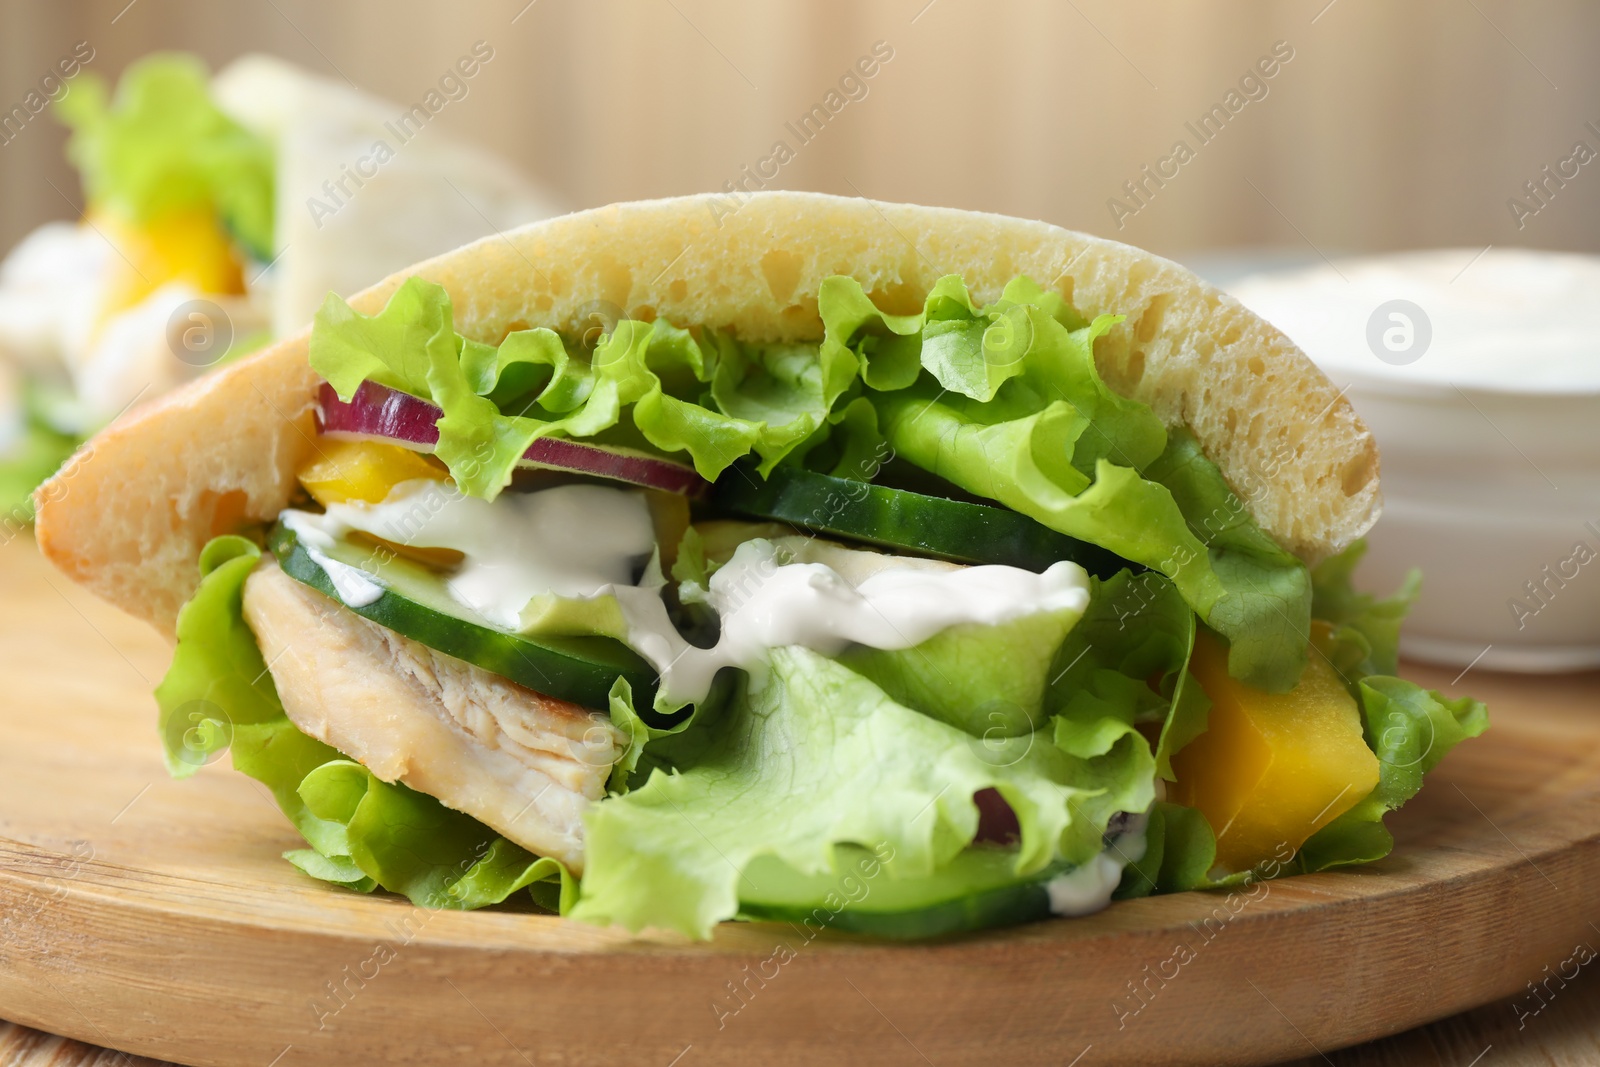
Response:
737,847,1065,939
268,524,657,708
710,464,1131,577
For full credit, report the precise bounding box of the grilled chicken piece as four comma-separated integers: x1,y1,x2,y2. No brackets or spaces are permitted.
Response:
241,560,625,872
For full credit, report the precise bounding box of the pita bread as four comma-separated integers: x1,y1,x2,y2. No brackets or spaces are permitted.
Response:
35,192,1380,634
212,54,565,337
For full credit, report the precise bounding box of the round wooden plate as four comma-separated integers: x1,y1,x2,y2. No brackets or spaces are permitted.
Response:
2,537,1596,1067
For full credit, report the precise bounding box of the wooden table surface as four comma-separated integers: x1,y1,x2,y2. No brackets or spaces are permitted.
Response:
3,528,1596,1067
4,963,1599,1067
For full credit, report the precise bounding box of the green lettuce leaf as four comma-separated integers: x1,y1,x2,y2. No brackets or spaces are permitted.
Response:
709,335,858,472
0,423,79,523
153,537,289,779
310,279,854,498
818,270,1309,691
838,606,1087,738
816,274,1092,400
294,759,570,908
572,645,1153,939
784,394,892,480
815,275,925,392
1114,801,1222,897
1049,569,1210,780
1312,539,1419,679
1141,429,1311,690
1293,677,1489,871
153,536,570,908
57,54,274,259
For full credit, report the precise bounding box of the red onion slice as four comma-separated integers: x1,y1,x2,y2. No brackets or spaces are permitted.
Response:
318,380,441,447
316,380,709,497
973,787,1021,846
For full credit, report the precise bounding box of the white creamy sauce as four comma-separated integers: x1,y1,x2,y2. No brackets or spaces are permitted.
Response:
310,546,385,607
277,481,1092,707
1229,248,1600,394
285,481,656,629
1046,809,1150,917
1230,250,1600,668
277,511,385,607
642,538,1090,705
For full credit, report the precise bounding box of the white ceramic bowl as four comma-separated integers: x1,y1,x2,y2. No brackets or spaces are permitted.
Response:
1229,249,1600,672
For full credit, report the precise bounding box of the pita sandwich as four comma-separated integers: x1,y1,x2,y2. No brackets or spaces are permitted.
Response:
34,192,1486,940
0,51,560,519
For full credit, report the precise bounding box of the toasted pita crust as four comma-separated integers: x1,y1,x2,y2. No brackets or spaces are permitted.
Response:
35,192,1380,635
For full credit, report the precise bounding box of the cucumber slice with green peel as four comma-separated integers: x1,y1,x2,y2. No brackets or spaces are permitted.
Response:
268,524,657,709
709,463,1132,578
737,847,1068,939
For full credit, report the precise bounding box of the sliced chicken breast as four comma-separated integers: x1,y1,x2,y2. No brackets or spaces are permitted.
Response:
241,559,624,872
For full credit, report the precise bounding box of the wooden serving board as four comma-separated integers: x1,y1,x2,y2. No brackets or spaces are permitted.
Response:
2,535,1597,1067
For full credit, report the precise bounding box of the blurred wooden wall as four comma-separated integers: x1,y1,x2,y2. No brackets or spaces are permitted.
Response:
2,0,1596,258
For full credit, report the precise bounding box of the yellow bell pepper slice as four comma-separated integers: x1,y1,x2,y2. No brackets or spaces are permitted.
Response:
1170,627,1378,874
298,438,447,507
93,206,247,320
297,438,458,568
